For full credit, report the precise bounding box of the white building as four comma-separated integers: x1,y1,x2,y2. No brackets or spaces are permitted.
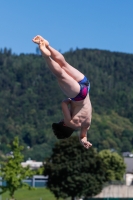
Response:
21,159,43,169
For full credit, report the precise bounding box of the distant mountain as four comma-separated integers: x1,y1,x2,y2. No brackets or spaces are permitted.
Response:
0,48,133,160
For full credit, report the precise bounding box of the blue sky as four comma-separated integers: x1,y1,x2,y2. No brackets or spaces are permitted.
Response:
0,0,133,55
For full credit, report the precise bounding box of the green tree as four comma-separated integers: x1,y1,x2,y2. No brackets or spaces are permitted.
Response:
44,136,106,200
99,150,126,181
0,137,34,200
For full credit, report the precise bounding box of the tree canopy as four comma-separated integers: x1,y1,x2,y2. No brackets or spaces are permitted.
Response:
99,149,126,181
0,137,34,199
44,136,106,200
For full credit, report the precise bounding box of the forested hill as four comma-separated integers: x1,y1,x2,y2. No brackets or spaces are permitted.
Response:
0,48,133,160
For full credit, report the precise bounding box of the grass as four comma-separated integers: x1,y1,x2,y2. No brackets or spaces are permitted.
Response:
1,187,64,200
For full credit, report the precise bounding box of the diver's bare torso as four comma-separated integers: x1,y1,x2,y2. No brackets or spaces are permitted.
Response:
64,94,92,130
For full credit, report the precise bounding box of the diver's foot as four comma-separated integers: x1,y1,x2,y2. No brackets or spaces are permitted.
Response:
32,35,49,46
32,35,51,57
80,137,92,149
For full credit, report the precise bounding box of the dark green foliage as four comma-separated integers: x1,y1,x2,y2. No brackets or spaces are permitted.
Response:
0,48,133,159
44,136,106,199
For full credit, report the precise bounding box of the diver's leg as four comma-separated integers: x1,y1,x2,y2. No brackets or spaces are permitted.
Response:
44,56,80,98
47,45,84,82
32,35,84,82
32,35,80,98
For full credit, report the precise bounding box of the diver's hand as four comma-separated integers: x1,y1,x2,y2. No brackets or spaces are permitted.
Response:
79,136,92,149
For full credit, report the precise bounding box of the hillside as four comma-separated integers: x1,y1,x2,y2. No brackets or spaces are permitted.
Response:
0,48,133,160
